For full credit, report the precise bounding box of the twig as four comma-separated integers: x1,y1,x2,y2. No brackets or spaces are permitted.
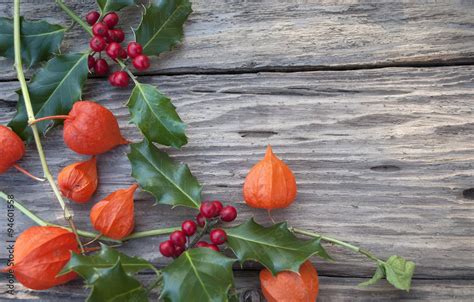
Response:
13,0,85,254
290,227,384,264
0,192,121,243
55,0,92,35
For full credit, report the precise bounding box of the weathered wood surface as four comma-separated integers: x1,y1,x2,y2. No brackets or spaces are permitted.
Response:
1,67,473,300
1,0,474,79
1,0,474,300
2,272,474,302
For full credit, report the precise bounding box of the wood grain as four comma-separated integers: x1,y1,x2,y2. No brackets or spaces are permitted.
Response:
0,67,473,282
0,1,473,79
2,272,474,301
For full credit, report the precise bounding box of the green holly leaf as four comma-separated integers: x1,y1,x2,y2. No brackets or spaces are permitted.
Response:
87,259,148,302
135,0,192,56
128,139,202,209
97,0,135,14
161,248,236,302
128,82,187,148
359,264,385,287
384,255,415,292
60,243,155,284
225,219,331,275
8,53,89,141
0,17,65,68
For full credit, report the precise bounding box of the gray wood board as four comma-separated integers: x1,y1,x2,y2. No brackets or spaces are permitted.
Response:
0,66,472,283
1,272,474,301
0,1,473,79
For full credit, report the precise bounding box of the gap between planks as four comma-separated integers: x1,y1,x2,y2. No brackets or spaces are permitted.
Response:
0,59,474,83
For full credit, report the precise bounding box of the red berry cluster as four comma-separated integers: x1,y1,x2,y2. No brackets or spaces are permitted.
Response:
85,11,151,88
159,201,237,258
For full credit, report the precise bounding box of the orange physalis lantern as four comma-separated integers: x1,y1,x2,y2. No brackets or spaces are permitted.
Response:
0,125,25,174
243,145,297,209
3,226,79,290
260,261,319,302
58,156,98,203
90,184,138,239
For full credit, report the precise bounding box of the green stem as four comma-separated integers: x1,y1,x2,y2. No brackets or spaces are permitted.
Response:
188,219,219,248
291,227,384,264
55,0,92,35
13,0,85,254
0,192,120,243
0,192,177,243
146,271,163,294
123,227,179,241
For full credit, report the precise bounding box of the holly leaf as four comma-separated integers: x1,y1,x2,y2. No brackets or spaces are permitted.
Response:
128,139,202,208
359,264,385,287
8,53,89,142
60,243,154,284
87,259,148,302
384,255,415,292
128,82,187,148
225,219,331,275
135,0,192,56
97,0,135,14
161,248,236,302
0,17,65,67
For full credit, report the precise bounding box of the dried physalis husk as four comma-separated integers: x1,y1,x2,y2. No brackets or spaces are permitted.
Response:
0,125,25,173
243,145,297,210
58,156,98,203
90,184,138,239
1,226,79,290
63,101,128,155
260,261,319,302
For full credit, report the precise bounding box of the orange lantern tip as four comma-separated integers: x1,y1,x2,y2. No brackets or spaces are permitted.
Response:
90,184,138,240
243,145,297,210
128,183,139,192
265,145,274,158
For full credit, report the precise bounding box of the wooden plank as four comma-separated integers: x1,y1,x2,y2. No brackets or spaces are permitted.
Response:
0,66,473,281
2,272,474,301
0,1,474,79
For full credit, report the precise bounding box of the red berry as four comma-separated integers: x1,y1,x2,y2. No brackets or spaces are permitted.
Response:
181,220,197,236
106,42,122,59
103,12,119,28
200,201,217,218
109,71,129,87
210,228,227,245
207,244,220,252
108,29,125,43
195,241,208,248
220,206,237,222
92,22,109,36
85,11,100,26
132,54,150,71
212,201,223,216
196,213,206,227
87,55,96,71
174,245,185,257
89,36,107,52
170,230,187,247
159,240,175,257
94,59,109,75
119,48,127,59
127,42,143,58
